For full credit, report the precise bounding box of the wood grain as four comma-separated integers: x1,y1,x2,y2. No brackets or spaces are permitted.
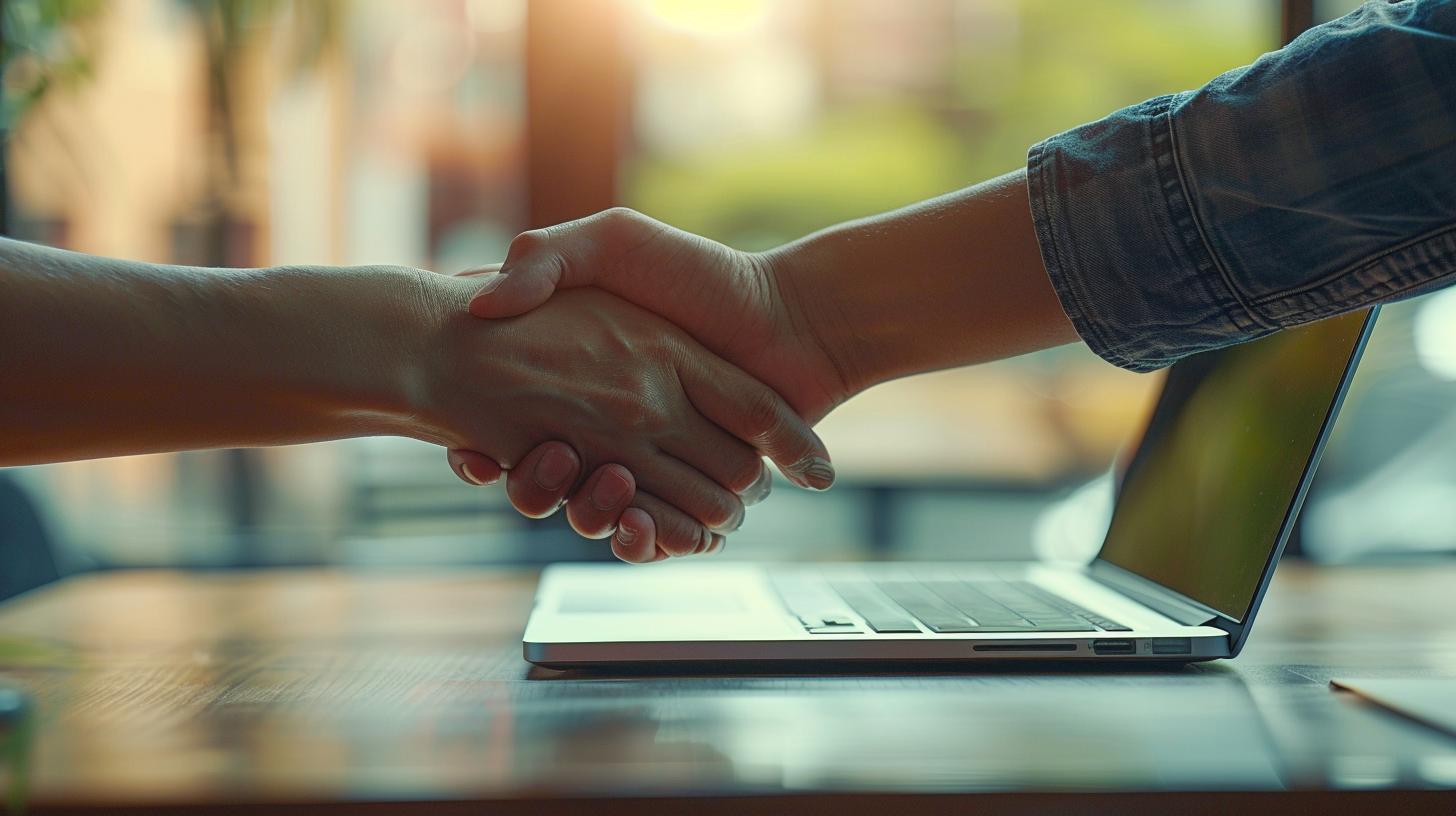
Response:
0,563,1454,814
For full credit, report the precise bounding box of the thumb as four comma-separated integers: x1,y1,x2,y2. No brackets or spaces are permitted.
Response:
466,268,556,319
467,256,565,319
468,209,653,318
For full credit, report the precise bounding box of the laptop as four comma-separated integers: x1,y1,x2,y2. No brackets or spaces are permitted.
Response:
524,308,1377,667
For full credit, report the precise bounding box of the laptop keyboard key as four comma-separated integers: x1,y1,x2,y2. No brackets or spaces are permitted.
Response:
1009,581,1131,632
923,581,1030,627
809,576,1131,636
875,582,975,632
828,582,923,633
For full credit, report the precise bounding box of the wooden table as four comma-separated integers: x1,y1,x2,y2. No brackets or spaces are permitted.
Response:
2,562,1455,814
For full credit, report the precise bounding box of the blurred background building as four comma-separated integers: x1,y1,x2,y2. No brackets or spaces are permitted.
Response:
8,0,1447,589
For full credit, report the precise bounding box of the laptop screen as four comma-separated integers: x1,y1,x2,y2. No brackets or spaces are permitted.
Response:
1094,309,1373,623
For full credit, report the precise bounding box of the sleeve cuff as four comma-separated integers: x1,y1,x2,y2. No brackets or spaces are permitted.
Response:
1026,93,1265,372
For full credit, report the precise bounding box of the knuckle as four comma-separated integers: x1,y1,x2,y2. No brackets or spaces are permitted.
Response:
611,390,671,436
507,228,551,258
743,390,787,446
600,206,643,230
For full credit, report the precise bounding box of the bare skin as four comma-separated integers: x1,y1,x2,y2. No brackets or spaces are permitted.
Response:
468,168,1078,429
0,238,831,561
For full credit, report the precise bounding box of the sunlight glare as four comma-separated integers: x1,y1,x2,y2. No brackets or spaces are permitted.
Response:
638,0,771,37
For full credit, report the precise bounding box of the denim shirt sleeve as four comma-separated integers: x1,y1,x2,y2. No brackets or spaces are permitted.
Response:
1027,0,1456,372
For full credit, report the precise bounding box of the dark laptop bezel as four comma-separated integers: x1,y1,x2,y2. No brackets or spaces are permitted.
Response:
1086,308,1378,657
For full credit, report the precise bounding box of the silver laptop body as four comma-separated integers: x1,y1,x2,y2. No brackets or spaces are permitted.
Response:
525,309,1377,668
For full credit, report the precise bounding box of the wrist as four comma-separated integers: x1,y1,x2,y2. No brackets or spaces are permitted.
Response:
258,263,455,445
765,171,1075,396
760,237,887,403
379,267,489,449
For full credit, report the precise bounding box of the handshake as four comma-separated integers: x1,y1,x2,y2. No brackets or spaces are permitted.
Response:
400,171,1068,564
426,208,853,564
1,170,1070,560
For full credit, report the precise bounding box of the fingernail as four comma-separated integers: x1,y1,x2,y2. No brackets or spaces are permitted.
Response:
460,463,488,486
728,505,746,533
742,465,772,506
617,524,637,545
590,470,632,511
533,446,577,490
799,457,836,491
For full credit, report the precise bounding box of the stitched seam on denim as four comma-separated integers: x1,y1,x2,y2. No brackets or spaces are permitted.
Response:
1027,140,1140,368
1261,228,1456,323
1142,97,1240,335
1249,220,1456,307
1162,92,1274,333
1026,139,1143,371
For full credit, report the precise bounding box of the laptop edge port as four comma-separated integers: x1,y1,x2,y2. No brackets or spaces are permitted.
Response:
1092,639,1136,655
1150,637,1193,655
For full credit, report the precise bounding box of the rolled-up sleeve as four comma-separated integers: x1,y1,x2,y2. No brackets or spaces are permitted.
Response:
1027,0,1456,372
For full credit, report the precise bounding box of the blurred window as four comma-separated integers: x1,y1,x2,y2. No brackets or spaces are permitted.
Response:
23,1,1439,568
5,0,535,568
622,0,1275,557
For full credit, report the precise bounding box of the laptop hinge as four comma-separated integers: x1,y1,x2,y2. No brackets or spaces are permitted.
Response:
1088,561,1221,627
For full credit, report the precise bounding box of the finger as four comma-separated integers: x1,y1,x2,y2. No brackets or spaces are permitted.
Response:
741,462,772,506
468,209,651,319
612,506,659,563
505,441,582,519
678,354,836,491
634,452,746,535
467,232,567,318
447,449,503,486
455,262,503,278
659,412,765,497
630,491,714,558
563,464,636,539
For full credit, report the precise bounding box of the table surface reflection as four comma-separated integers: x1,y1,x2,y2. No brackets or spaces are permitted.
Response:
2,562,1455,814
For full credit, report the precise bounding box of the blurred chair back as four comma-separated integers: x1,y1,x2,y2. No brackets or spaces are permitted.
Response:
0,474,59,602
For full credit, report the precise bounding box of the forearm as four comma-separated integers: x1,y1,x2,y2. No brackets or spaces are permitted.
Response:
0,238,435,465
766,168,1077,397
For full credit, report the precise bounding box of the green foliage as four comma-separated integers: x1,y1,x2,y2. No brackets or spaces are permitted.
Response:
629,103,973,251
1,0,103,128
1,0,341,130
176,0,341,72
627,0,1273,251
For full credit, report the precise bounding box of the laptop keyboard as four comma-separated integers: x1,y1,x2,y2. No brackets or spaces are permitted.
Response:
778,576,1131,635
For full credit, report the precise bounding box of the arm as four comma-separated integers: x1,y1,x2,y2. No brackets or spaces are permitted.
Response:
470,0,1456,384
764,169,1078,400
1025,0,1456,370
0,238,429,460
463,173,1075,429
0,237,823,560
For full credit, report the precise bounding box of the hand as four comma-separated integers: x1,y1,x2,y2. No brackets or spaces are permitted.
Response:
449,271,647,541
414,280,826,562
446,443,651,546
463,175,1077,435
464,209,854,432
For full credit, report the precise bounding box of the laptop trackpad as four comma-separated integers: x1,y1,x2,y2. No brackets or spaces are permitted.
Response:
558,592,746,615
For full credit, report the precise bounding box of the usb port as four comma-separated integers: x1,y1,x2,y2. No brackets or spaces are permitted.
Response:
1092,639,1136,655
1151,638,1192,655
